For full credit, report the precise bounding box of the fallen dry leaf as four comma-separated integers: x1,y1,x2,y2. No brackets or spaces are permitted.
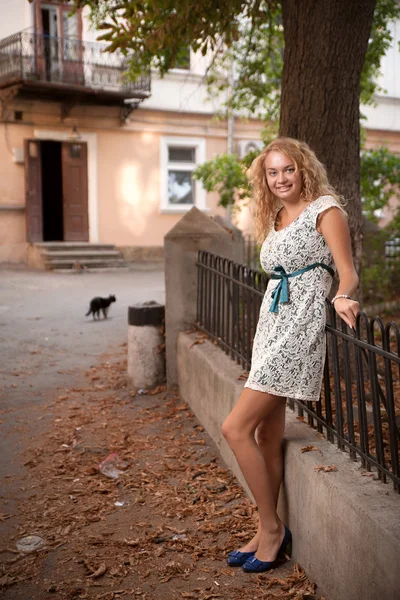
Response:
314,465,338,473
237,374,249,381
220,568,235,577
87,562,107,579
147,384,167,396
124,538,140,547
301,446,319,453
189,339,206,349
0,514,11,521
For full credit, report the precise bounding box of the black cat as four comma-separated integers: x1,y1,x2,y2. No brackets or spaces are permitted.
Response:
85,295,116,320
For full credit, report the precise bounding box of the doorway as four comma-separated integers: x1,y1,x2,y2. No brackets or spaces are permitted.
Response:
42,141,63,241
25,139,89,243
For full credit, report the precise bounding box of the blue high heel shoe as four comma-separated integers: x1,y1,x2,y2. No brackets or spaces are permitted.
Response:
242,525,292,573
227,549,256,567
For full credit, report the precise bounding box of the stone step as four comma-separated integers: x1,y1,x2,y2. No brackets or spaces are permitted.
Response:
32,242,127,271
52,266,130,274
43,250,122,260
43,258,126,269
37,242,115,253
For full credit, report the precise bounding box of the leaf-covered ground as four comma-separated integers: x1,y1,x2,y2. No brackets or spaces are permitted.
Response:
0,344,324,600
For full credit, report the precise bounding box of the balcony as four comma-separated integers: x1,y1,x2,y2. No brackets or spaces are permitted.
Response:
0,30,151,114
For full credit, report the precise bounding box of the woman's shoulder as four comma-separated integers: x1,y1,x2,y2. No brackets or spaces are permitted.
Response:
312,194,338,206
310,195,347,216
305,196,348,230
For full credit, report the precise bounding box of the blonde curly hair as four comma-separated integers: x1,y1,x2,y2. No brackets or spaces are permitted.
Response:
249,137,345,242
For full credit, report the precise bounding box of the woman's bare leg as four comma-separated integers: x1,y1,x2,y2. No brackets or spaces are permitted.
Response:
221,388,287,561
236,401,286,552
257,402,286,504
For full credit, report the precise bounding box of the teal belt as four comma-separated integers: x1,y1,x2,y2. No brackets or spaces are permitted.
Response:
269,262,335,313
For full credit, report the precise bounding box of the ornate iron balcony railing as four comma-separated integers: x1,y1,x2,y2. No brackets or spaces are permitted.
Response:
0,30,150,96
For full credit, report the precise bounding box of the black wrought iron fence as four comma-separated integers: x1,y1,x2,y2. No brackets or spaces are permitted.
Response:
0,30,151,94
243,236,261,271
196,250,400,493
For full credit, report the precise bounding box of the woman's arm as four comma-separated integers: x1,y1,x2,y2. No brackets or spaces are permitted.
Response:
318,207,360,330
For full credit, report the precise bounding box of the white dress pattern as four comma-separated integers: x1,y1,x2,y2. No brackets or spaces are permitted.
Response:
244,195,347,402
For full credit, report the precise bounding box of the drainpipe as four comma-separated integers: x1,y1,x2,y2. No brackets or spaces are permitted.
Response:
227,59,235,155
226,57,235,224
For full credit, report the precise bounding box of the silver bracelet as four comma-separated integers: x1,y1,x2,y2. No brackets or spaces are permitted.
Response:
331,294,352,305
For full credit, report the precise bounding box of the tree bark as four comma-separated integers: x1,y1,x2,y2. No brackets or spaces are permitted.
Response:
280,0,377,282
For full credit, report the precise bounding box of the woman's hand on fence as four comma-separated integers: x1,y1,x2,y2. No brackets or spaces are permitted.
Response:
333,298,360,330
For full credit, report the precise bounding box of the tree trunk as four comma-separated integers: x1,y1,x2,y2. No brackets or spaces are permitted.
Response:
280,0,377,285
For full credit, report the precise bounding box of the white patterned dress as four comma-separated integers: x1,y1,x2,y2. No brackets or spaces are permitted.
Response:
244,195,347,401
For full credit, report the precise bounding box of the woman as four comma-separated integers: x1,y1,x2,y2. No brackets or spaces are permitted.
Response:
221,137,359,573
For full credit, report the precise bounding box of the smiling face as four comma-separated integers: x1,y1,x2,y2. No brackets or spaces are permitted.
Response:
264,151,303,204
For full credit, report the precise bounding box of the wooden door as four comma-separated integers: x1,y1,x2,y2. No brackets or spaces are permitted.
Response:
35,1,84,85
59,5,84,86
24,139,43,243
61,141,89,241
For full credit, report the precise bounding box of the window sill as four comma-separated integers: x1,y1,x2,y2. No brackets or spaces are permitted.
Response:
170,67,191,74
160,206,210,215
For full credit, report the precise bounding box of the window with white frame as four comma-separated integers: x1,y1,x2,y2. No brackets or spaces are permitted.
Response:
160,138,206,212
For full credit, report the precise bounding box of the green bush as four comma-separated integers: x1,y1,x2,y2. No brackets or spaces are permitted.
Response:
362,225,400,304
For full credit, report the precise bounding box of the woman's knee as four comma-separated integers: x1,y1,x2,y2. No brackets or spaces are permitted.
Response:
221,417,234,442
221,416,246,445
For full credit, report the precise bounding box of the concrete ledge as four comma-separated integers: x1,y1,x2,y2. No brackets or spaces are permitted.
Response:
177,331,400,600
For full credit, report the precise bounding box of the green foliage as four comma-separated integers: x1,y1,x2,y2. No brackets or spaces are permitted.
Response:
192,153,251,208
349,142,400,303
360,147,400,224
386,209,400,237
362,225,400,303
360,0,400,107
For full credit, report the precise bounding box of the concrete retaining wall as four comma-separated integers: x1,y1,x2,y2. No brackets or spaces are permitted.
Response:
177,331,400,600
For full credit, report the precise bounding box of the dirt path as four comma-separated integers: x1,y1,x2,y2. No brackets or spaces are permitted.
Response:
0,346,323,600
